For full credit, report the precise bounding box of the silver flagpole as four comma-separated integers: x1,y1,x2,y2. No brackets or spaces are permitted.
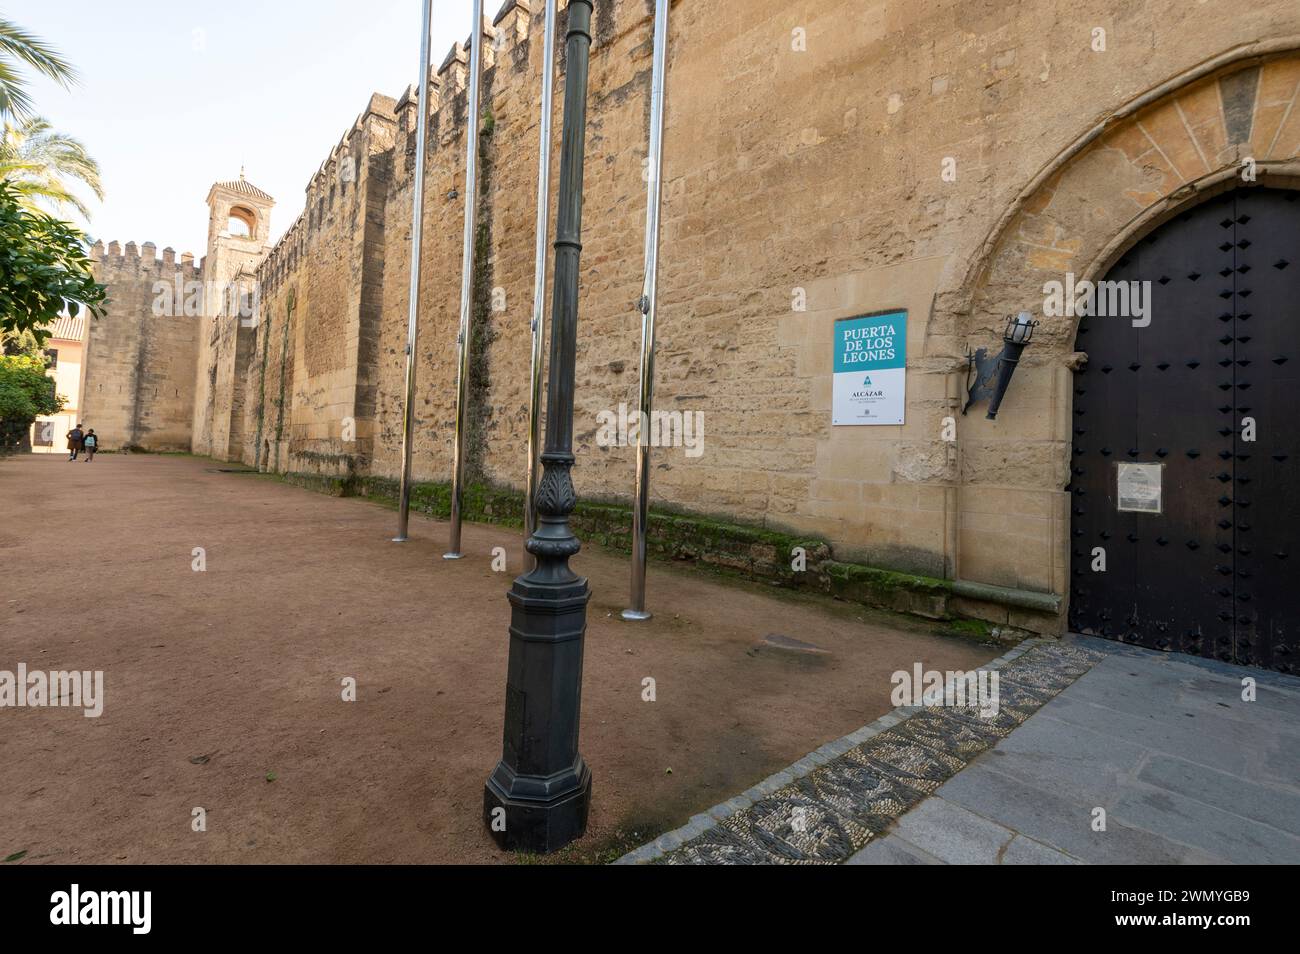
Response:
623,0,670,621
445,0,485,560
524,0,559,571
393,0,434,543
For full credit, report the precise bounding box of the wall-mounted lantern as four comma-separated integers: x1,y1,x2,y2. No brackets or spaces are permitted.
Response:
963,311,1038,420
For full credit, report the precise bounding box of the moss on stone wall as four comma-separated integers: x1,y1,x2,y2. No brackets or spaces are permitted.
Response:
259,465,1040,642
278,471,360,497
818,561,952,620
252,308,272,471
279,471,992,632
465,111,496,483
271,291,296,472
355,474,826,580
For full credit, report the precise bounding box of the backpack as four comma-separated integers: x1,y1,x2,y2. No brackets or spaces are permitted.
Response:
84,434,97,448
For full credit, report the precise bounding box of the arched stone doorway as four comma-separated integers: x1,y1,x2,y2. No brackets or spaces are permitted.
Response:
924,48,1300,647
1068,186,1299,672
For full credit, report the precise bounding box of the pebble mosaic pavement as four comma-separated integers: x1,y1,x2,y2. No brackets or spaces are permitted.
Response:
615,639,1107,865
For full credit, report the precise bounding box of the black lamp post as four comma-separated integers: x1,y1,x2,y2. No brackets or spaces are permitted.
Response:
484,0,594,854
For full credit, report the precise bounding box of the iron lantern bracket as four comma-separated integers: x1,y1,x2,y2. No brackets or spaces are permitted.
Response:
962,344,1003,416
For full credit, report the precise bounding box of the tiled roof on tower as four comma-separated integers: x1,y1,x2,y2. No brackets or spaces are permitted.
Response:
213,171,273,203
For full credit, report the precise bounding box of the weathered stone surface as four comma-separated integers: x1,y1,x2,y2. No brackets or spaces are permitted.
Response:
85,246,200,452
84,1,1300,635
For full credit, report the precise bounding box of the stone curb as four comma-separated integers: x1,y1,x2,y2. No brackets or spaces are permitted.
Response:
611,636,1043,865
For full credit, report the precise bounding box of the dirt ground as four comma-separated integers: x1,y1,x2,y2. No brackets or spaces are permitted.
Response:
0,453,998,864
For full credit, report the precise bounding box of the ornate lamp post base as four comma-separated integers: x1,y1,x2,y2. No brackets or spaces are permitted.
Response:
484,481,592,852
484,762,591,853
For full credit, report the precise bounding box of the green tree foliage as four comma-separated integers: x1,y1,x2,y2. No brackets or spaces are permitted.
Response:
1,325,41,356
0,17,76,121
1,116,103,219
0,350,61,451
0,19,95,452
0,179,105,342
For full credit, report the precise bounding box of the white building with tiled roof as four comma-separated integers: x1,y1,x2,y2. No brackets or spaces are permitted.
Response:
29,313,89,454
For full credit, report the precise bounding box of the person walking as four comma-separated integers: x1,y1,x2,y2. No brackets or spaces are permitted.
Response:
82,429,98,462
66,424,84,461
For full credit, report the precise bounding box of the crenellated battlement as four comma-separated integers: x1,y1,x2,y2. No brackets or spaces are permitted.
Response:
493,0,532,46
252,0,639,296
91,239,202,281
305,92,397,200
405,0,568,162
247,91,401,295
257,210,307,292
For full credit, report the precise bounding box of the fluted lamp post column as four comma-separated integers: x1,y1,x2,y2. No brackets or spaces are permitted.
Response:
484,0,594,853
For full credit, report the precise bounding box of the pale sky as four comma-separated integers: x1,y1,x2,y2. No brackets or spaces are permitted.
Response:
8,0,481,257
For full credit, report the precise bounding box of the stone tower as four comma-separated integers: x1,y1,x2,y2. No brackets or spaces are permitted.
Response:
206,171,274,247
192,172,275,459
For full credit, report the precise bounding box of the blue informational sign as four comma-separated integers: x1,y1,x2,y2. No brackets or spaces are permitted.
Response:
832,311,907,425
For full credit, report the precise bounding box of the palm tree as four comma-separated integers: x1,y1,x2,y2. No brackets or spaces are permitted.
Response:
0,116,102,219
0,17,76,120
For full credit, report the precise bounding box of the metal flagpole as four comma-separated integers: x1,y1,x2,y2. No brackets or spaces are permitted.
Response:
445,0,485,560
524,0,559,571
393,0,435,543
622,0,670,620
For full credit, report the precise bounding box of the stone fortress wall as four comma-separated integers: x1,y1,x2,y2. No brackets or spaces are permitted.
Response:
86,241,201,452
85,0,1300,633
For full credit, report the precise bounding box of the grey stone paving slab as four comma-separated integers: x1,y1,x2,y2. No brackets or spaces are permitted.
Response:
1069,635,1300,692
1137,753,1300,830
999,834,1080,865
977,711,1149,805
935,761,1220,864
1035,689,1259,778
1179,675,1300,725
1061,671,1201,715
1173,693,1300,740
912,646,1300,864
845,834,938,865
1047,662,1300,789
1111,783,1300,865
890,797,1014,864
1062,665,1300,738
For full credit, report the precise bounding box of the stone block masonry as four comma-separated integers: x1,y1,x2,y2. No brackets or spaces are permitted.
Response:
87,0,1300,637
83,242,200,452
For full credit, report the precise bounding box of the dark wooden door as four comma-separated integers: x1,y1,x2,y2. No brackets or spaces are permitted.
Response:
1069,187,1299,673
